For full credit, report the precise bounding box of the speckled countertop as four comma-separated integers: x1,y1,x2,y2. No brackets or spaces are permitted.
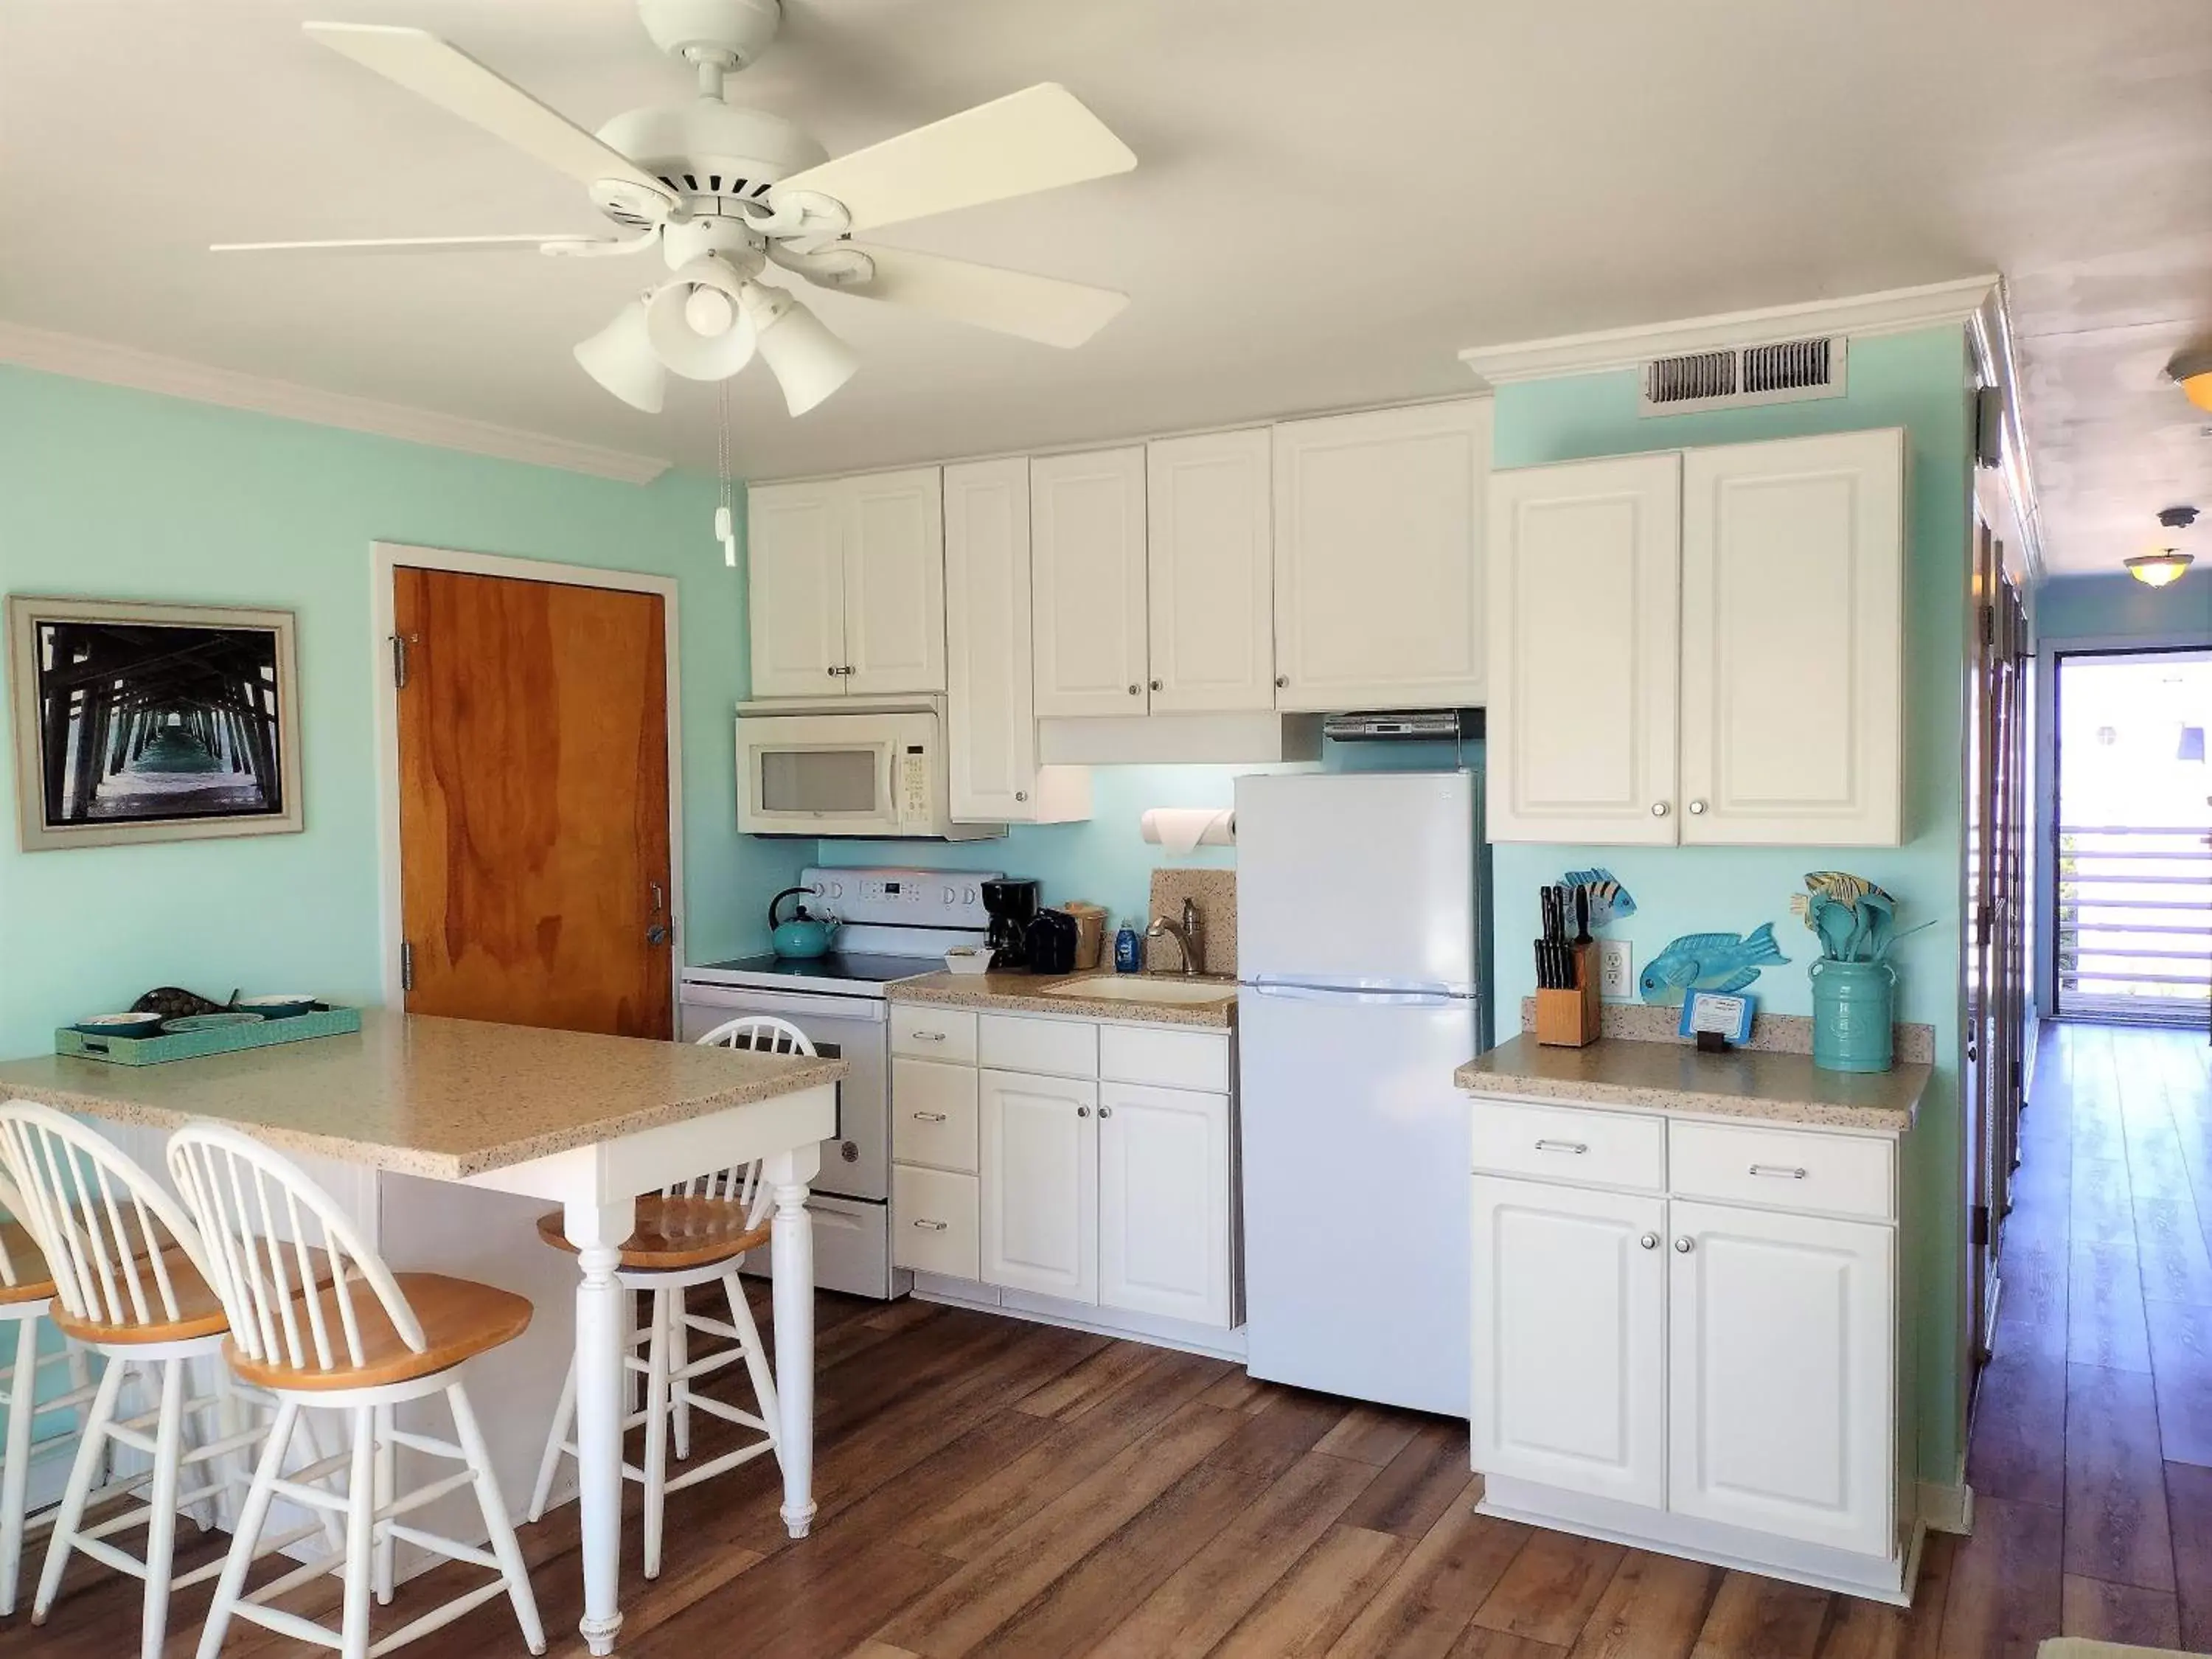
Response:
0,1012,848,1180
890,971,1237,1029
1456,1034,1927,1132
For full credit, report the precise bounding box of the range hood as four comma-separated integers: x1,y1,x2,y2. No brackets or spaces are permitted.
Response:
1323,708,1485,742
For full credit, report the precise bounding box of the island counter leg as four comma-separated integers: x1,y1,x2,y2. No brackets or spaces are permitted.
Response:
764,1144,821,1540
564,1196,637,1658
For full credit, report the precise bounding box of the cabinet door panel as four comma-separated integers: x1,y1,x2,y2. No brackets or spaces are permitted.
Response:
747,481,847,698
1486,454,1682,844
843,467,946,695
1272,400,1489,710
1098,1084,1232,1326
1147,430,1275,712
1032,448,1149,717
1667,1199,1893,1557
945,459,1040,821
979,1068,1099,1303
1472,1176,1666,1508
1679,429,1903,845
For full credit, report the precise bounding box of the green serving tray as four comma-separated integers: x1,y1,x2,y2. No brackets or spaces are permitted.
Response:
56,1005,362,1066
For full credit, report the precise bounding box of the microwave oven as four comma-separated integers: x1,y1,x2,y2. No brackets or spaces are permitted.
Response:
734,697,1001,840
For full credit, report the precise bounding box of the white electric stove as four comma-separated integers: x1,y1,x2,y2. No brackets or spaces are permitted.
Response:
678,866,997,1298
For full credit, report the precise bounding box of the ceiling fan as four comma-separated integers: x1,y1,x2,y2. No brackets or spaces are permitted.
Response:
215,0,1138,417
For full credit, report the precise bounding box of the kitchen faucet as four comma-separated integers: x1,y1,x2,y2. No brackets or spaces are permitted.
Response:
1145,897,1206,977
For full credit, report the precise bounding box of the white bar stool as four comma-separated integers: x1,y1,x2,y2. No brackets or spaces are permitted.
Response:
525,1015,801,1579
168,1121,548,1659
0,1103,295,1659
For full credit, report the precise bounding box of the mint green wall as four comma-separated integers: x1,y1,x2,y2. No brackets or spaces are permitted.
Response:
2035,568,2211,645
1491,326,1976,1487
0,367,802,1060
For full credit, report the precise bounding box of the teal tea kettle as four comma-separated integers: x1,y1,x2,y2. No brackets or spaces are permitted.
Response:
768,887,840,960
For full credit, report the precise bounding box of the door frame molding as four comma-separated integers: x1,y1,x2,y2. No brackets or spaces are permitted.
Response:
367,541,686,1018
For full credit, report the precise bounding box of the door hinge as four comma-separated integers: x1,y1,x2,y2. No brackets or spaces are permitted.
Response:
1980,604,1994,647
1976,902,1994,948
400,941,414,994
1971,1203,1991,1248
2010,1057,2023,1093
390,633,411,689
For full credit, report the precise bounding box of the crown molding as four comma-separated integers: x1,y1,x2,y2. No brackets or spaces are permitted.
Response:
1458,274,2002,386
0,320,672,485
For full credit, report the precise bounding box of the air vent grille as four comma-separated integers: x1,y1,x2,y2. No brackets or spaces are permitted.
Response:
1638,335,1846,415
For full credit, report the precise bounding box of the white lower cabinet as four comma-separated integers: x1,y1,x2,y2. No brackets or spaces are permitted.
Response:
1099,1083,1234,1326
979,1068,1099,1302
892,1164,981,1281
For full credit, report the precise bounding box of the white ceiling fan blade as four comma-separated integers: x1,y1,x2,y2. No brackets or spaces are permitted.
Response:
838,246,1128,348
209,234,602,255
773,83,1135,232
303,23,670,201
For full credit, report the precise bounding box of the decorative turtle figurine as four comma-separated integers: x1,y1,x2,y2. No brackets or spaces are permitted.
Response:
130,986,233,1021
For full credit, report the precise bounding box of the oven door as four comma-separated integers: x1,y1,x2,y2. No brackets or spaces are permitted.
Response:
677,981,888,1203
736,712,937,838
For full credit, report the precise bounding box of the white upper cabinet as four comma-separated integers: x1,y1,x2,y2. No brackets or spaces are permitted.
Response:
1097,1082,1233,1326
1145,430,1276,713
746,480,847,698
979,1068,1099,1304
747,468,945,698
1666,1199,1894,1558
842,467,946,696
1272,399,1492,712
1032,448,1150,717
1678,429,1905,846
942,459,1090,824
1488,454,1683,844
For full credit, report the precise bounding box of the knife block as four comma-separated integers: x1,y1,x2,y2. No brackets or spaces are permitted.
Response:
1534,942,1603,1048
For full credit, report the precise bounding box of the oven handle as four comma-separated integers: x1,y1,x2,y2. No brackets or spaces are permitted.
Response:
675,983,889,1024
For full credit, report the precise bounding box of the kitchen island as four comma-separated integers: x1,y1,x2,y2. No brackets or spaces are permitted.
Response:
0,1011,846,1656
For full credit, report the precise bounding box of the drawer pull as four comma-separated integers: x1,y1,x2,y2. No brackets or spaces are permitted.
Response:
1749,1163,1809,1180
910,1030,947,1042
911,1218,949,1231
1534,1138,1589,1155
911,1110,948,1123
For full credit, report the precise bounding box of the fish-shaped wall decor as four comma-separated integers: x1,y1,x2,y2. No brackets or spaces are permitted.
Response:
1561,868,1636,928
1638,924,1789,1006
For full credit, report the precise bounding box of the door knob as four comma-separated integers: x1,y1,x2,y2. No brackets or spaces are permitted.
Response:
645,925,670,947
1688,799,1708,815
1674,1236,1694,1253
1640,1232,1660,1251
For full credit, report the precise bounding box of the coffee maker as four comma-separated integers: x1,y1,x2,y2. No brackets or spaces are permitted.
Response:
981,877,1040,972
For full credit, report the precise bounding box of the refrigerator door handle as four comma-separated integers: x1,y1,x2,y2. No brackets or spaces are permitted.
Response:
1247,978,1465,1008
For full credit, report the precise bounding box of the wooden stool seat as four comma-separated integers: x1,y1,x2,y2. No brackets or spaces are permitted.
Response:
535,1196,772,1271
223,1272,533,1393
47,1245,231,1346
0,1222,55,1306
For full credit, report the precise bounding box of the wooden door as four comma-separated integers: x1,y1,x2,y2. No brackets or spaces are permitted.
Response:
1271,399,1490,711
1486,453,1683,844
945,459,1043,822
1471,1175,1666,1508
746,480,847,698
1666,1199,1893,1558
1145,429,1276,713
1030,448,1149,718
1678,428,1905,846
1097,1082,1232,1326
978,1067,1098,1302
394,567,673,1039
843,467,946,696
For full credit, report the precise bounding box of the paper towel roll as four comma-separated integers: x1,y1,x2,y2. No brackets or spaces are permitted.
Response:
1140,807,1237,854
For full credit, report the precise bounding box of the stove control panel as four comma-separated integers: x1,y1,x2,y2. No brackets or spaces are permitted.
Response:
803,866,998,930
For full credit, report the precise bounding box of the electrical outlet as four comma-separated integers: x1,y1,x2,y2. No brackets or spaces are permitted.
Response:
1596,939,1633,1000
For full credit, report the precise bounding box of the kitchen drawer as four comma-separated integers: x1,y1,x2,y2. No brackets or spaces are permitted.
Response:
979,1012,1098,1078
892,1165,981,1279
1668,1119,1895,1221
892,1006,978,1065
1099,1024,1231,1093
892,1057,979,1173
1470,1098,1665,1192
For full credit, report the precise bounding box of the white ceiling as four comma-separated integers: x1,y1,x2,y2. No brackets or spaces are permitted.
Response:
3,0,2208,574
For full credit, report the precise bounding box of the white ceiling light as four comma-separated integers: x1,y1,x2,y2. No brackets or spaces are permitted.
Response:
740,282,858,416
572,299,665,413
644,254,757,380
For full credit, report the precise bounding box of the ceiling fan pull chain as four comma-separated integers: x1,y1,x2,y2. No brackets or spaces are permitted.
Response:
716,380,738,568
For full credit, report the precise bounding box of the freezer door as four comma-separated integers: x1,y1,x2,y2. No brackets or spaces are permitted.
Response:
1234,771,1476,992
1238,985,1475,1415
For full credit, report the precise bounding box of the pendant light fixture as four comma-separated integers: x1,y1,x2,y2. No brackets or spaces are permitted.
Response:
2128,505,2199,587
2171,348,2212,414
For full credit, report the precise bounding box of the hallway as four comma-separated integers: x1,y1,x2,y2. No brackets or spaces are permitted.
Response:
1961,1020,2212,1652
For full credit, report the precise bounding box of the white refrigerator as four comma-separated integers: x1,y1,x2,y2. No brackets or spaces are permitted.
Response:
1234,769,1489,1416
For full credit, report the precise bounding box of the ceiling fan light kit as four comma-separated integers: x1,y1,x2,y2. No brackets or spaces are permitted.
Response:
2170,347,2212,414
226,0,1138,420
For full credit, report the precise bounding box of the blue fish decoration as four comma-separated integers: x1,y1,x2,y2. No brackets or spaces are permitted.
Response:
1562,868,1635,928
1638,923,1789,1006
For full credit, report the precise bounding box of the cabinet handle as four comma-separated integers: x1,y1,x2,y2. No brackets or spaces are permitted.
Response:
911,1110,948,1123
1651,801,1670,818
1534,1138,1588,1155
1749,1163,1809,1180
1127,684,1141,696
1688,799,1708,815
1015,790,1027,802
911,1218,948,1231
1077,1105,1091,1118
910,1030,947,1042
1099,1105,1113,1119
1276,675,1289,689
1640,1232,1660,1251
1150,679,1162,692
1674,1236,1694,1253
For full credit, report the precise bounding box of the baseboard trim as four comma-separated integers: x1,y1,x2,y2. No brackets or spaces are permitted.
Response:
1919,1466,1975,1534
909,1273,1248,1363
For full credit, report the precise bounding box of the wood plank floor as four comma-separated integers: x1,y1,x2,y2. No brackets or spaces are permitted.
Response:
9,1020,2208,1658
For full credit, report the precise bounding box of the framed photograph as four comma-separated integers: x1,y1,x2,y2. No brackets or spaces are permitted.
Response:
1678,988,1757,1046
7,595,304,852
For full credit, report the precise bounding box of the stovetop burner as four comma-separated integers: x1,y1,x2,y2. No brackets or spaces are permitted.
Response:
687,951,942,986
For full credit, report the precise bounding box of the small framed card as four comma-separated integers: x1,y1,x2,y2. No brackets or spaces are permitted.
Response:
1679,989,1756,1046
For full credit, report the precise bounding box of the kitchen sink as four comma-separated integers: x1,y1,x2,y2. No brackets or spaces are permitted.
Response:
1040,975,1235,1005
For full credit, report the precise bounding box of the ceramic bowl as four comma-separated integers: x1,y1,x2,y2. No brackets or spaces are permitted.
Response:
72,1012,164,1039
236,995,319,1020
943,947,995,976
161,1011,266,1034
